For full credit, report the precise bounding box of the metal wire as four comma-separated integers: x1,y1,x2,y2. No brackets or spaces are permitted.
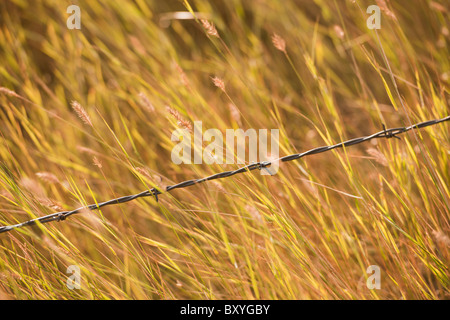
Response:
0,115,448,234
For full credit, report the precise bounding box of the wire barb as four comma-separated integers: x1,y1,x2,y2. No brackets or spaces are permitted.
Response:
56,213,67,222
382,124,401,140
0,115,448,234
151,189,160,202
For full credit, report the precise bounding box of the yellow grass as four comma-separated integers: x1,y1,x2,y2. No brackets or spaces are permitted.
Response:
0,0,448,299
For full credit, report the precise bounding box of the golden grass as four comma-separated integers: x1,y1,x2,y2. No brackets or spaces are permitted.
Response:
0,0,448,299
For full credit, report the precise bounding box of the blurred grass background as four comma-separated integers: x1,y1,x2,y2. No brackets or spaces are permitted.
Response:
0,0,448,299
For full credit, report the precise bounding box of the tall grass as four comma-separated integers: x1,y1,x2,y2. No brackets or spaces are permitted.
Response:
0,0,448,299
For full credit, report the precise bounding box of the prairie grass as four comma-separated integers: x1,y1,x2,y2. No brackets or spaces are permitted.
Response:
0,0,448,299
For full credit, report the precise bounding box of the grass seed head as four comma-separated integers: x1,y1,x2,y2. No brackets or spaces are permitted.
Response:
71,101,93,127
272,33,286,53
138,92,155,113
0,87,20,98
366,148,388,166
201,19,219,38
36,172,60,184
212,76,226,92
166,106,192,132
93,156,102,168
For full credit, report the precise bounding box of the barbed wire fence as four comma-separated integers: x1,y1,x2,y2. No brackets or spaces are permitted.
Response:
0,115,449,234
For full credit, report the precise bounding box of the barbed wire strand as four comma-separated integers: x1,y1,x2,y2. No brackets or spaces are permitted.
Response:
0,115,448,234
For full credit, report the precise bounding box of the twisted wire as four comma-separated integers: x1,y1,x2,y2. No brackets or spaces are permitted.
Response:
0,115,448,234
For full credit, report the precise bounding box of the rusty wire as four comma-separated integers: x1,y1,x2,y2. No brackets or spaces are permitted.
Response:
0,115,449,234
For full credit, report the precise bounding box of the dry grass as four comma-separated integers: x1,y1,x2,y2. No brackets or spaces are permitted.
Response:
0,0,449,300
